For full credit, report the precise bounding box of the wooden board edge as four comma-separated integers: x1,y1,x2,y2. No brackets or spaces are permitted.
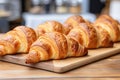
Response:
0,44,120,73
0,56,55,72
52,48,120,73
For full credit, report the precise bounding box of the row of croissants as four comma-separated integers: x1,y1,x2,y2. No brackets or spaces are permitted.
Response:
0,14,120,64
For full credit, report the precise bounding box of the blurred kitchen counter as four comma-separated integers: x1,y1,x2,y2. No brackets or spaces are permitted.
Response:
0,53,120,80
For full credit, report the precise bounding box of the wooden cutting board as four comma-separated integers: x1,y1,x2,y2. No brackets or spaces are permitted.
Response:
0,43,120,73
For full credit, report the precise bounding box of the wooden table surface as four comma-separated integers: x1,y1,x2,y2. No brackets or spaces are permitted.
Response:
0,34,120,80
0,53,120,80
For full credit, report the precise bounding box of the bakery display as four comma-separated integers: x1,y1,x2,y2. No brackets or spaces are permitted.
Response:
0,26,37,55
0,14,120,64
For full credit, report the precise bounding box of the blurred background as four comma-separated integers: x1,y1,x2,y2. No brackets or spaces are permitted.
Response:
0,0,119,33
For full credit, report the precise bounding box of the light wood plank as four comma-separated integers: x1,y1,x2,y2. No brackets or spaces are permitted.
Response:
0,78,120,80
0,43,120,73
0,54,120,79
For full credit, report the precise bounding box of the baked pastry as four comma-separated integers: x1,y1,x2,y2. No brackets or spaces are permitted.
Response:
63,24,73,35
94,15,120,42
93,24,113,47
26,32,88,63
115,20,120,30
65,15,114,48
0,26,37,56
67,22,98,49
65,15,86,27
64,15,86,34
35,21,65,37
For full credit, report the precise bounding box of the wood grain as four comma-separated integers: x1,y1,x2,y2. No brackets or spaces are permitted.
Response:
0,43,120,73
0,54,120,79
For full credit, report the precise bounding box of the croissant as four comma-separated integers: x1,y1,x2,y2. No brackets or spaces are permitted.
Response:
67,22,98,49
0,26,37,56
65,15,86,26
94,15,120,42
64,15,86,34
25,32,88,63
93,24,113,47
65,15,114,48
35,21,65,37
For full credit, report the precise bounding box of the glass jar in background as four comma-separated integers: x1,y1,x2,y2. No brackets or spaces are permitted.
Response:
30,0,54,14
69,0,81,14
55,0,68,14
0,0,10,17
42,0,51,13
30,0,45,14
0,0,21,20
49,0,56,13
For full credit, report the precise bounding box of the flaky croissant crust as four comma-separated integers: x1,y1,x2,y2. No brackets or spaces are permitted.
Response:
0,26,37,55
36,21,65,37
68,22,98,49
95,15,120,42
26,32,88,63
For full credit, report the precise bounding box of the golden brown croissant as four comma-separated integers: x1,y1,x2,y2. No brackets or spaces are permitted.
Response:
67,22,98,49
0,26,37,55
35,21,65,37
64,15,86,34
115,20,120,30
65,15,86,26
94,15,120,42
25,32,88,63
86,20,113,47
93,24,113,47
65,15,114,48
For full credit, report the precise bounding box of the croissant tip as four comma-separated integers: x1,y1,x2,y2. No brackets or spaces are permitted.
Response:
83,47,88,56
25,51,40,64
0,48,5,56
25,55,36,64
0,51,3,56
25,58,33,64
25,58,39,64
0,45,6,56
